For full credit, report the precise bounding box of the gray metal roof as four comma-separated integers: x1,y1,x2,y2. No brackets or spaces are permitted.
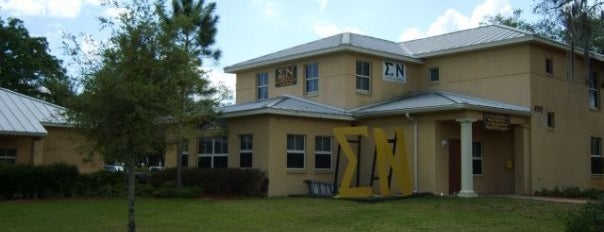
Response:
353,91,530,117
218,94,354,121
219,91,530,120
224,33,421,73
401,25,531,57
224,25,549,72
0,88,67,136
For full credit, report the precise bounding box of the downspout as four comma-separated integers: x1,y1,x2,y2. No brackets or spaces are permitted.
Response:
405,113,419,193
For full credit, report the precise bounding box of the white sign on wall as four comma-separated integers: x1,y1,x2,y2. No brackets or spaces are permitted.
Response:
383,61,406,84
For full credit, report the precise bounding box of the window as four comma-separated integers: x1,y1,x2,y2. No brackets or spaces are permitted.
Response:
287,135,305,169
256,72,268,100
314,136,332,169
591,137,603,175
198,136,228,168
472,142,483,175
356,60,371,92
0,148,16,164
305,63,319,94
545,58,553,75
240,134,253,168
589,72,600,110
180,140,188,167
430,67,439,82
546,112,555,128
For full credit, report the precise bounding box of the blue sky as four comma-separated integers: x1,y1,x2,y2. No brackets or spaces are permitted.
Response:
0,0,537,98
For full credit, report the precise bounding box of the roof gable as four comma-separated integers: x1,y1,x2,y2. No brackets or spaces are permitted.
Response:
0,88,67,136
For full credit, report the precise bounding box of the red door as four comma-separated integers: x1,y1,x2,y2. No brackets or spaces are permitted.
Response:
448,139,461,195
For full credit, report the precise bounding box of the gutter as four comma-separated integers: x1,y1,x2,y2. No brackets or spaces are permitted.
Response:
405,112,419,193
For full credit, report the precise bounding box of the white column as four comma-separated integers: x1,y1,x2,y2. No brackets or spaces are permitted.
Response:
456,118,477,198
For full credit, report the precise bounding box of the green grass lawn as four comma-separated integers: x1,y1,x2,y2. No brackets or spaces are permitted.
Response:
0,196,579,232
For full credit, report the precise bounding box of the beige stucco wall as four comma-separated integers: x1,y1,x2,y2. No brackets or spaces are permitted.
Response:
41,127,103,173
235,52,422,109
528,45,604,192
0,135,35,164
0,127,103,173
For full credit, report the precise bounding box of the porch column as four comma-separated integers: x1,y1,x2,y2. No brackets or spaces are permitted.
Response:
456,118,477,198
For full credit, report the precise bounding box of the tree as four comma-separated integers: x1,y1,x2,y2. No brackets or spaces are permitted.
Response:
0,16,73,105
535,0,604,81
481,9,537,32
68,1,170,232
66,0,222,231
157,0,221,188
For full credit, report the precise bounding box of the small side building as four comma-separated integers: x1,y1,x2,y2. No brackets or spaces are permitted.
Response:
0,88,103,173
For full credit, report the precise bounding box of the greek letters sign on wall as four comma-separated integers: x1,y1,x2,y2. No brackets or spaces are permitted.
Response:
275,65,297,87
383,61,406,83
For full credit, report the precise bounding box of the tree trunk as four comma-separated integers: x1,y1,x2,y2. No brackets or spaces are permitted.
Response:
127,155,136,232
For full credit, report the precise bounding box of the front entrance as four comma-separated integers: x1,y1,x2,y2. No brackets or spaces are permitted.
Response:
448,139,460,195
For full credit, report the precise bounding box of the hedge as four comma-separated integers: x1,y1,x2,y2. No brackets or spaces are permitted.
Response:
149,168,267,196
0,163,79,199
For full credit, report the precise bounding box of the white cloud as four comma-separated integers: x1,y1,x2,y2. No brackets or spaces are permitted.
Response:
317,0,328,12
252,0,277,17
205,69,236,105
311,21,363,38
1,0,99,18
398,0,513,41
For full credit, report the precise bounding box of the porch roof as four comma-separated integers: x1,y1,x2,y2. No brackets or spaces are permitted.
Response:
0,88,67,136
218,94,354,121
353,91,531,117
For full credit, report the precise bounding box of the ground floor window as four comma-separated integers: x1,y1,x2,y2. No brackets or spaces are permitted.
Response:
287,134,305,169
0,148,16,164
240,134,253,168
314,136,331,169
180,140,188,167
472,142,483,175
591,137,603,175
198,136,228,168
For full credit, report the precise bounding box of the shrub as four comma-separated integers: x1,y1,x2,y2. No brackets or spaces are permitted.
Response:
76,171,125,197
534,186,604,198
0,163,79,199
152,182,202,198
149,168,267,196
565,193,604,232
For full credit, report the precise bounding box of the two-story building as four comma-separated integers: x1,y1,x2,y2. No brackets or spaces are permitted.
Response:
167,25,604,197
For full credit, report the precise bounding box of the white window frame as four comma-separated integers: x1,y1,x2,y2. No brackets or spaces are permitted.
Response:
589,72,600,110
314,136,332,170
591,137,603,176
472,142,483,176
305,63,319,95
198,136,228,168
356,60,371,92
256,72,268,100
286,134,305,169
0,148,16,164
239,134,253,168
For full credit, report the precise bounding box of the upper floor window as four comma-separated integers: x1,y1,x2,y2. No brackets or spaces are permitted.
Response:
0,148,16,165
430,67,439,82
545,58,553,75
240,134,253,168
256,72,268,100
314,136,332,170
589,72,600,110
546,112,555,129
198,136,228,168
591,137,603,175
305,63,319,94
356,61,371,92
286,134,305,169
472,142,483,175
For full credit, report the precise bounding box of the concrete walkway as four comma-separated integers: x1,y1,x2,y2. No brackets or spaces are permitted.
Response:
488,194,587,204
